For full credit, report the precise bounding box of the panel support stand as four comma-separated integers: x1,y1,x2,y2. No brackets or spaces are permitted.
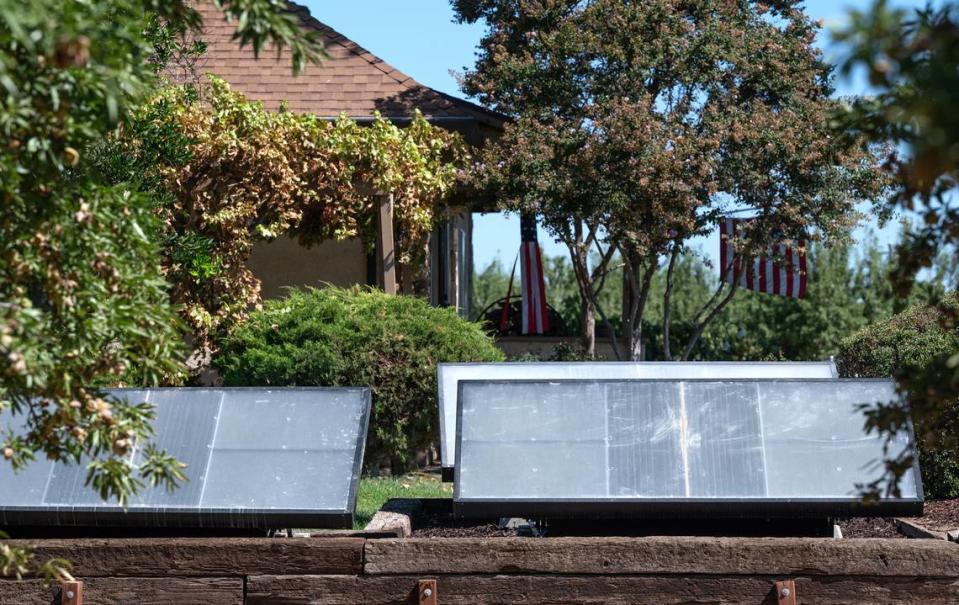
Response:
418,578,437,605
61,580,83,605
775,580,796,605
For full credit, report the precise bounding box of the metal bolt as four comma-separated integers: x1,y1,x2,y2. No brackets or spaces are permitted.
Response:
423,587,433,598
66,590,76,600
781,587,791,598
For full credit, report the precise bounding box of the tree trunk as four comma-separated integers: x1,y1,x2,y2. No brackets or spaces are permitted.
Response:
582,297,596,357
621,251,654,361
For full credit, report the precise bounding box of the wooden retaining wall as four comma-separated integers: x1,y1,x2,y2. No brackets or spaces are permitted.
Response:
2,536,958,604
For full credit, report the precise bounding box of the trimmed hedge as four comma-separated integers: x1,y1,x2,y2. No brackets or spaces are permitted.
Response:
837,294,959,498
214,286,504,470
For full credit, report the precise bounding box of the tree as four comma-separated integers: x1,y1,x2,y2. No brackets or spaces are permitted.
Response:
472,235,927,363
836,0,959,495
456,0,887,360
0,0,324,579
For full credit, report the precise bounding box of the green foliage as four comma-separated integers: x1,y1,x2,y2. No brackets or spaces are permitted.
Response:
215,287,504,469
0,0,187,517
0,0,325,579
836,1,959,497
472,257,511,322
458,0,888,359
837,295,959,498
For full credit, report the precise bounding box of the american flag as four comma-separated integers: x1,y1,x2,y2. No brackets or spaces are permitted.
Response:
720,217,807,299
520,214,551,334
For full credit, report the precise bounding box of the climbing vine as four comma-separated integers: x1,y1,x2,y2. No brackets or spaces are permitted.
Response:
115,77,468,362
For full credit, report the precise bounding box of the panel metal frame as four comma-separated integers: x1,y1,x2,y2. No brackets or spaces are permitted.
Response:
452,378,924,519
437,361,838,474
0,387,371,529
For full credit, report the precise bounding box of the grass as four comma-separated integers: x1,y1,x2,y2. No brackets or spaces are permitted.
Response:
354,472,452,529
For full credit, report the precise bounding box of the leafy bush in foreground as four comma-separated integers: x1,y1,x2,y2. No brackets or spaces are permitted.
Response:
838,294,959,498
215,287,504,470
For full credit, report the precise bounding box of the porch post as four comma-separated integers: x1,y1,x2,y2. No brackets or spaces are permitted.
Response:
376,192,397,295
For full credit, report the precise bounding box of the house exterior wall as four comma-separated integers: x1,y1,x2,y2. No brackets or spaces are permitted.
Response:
247,216,471,316
247,237,369,299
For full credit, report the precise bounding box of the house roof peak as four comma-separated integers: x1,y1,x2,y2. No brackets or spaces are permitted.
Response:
192,1,505,131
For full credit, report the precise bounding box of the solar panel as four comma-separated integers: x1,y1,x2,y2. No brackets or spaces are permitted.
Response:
453,379,922,518
437,361,837,474
0,387,370,528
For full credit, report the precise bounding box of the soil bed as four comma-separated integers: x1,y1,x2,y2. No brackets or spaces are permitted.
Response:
913,499,959,533
410,504,517,537
838,517,902,538
406,498,959,539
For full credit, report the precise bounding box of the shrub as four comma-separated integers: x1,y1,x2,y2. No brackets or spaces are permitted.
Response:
837,294,959,498
215,286,504,470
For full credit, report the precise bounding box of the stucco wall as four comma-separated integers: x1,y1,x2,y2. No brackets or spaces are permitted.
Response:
247,237,368,299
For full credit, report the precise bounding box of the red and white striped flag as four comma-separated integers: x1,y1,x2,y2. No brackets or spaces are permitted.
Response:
719,217,807,299
520,214,550,334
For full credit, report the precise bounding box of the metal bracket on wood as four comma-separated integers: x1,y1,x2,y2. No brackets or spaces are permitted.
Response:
60,580,83,605
418,579,437,605
775,580,796,605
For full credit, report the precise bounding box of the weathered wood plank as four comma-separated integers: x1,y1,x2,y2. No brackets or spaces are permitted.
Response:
0,577,241,605
246,574,959,605
895,518,949,540
364,537,959,577
2,537,364,577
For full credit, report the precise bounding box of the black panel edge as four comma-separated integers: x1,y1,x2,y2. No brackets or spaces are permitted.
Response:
453,380,467,501
436,364,450,468
452,498,924,520
441,467,455,483
347,387,373,527
0,508,353,529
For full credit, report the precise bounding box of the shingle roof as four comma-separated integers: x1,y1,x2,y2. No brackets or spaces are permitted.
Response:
193,1,505,131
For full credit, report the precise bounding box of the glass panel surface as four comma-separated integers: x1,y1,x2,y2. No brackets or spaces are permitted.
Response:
200,389,367,510
44,390,219,507
457,382,607,498
439,362,836,469
607,382,685,497
759,380,917,498
0,405,56,507
684,382,765,498
455,379,919,505
0,388,370,525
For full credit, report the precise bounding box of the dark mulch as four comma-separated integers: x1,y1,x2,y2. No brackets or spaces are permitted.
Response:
407,498,959,539
838,499,959,538
913,499,959,533
409,506,518,538
838,517,903,539
412,523,517,538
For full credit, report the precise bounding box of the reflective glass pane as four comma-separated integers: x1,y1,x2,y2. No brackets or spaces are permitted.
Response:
439,362,836,469
455,379,919,512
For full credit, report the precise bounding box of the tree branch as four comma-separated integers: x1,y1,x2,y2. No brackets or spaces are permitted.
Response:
662,242,681,361
681,257,741,360
567,238,622,360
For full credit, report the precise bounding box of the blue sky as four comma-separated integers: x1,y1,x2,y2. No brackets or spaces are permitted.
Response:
305,0,926,271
